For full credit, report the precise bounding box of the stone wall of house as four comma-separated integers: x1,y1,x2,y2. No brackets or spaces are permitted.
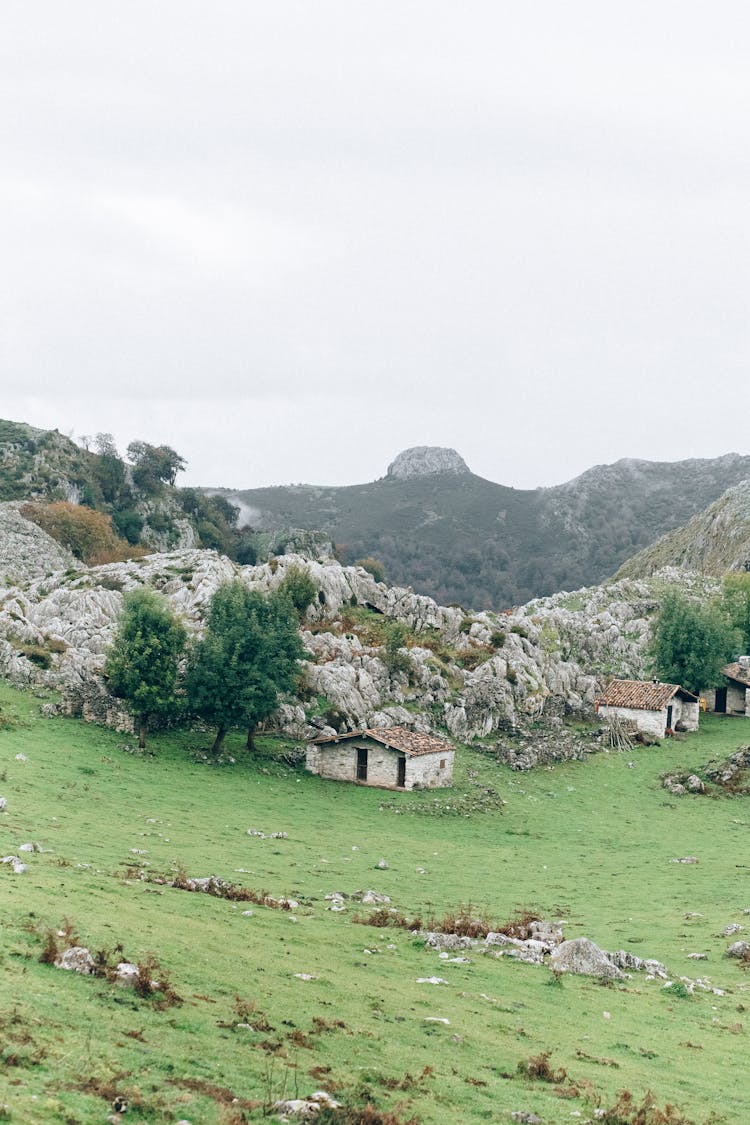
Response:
677,699,700,731
701,685,749,716
598,704,667,738
407,750,454,788
305,740,399,788
305,739,454,790
727,684,748,715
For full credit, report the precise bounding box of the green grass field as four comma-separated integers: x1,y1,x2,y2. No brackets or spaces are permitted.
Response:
2,682,750,1123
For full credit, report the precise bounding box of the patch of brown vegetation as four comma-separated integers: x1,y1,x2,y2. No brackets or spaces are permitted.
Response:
589,1089,692,1124
516,1050,568,1083
315,1107,422,1125
166,1076,260,1111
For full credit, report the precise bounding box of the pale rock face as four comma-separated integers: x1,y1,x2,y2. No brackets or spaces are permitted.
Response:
56,946,95,974
550,938,623,979
0,507,706,746
386,446,470,479
0,503,78,584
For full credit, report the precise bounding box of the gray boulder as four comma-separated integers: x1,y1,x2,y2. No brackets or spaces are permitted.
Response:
549,937,623,979
56,946,95,974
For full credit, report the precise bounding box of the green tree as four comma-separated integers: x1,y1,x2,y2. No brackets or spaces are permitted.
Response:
722,573,750,655
649,589,739,694
127,441,187,490
105,588,187,749
277,564,317,620
186,581,305,756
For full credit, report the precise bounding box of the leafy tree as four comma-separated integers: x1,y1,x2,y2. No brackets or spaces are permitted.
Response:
186,581,305,755
93,432,126,503
649,589,740,694
722,573,750,655
277,564,317,620
127,441,187,490
382,621,411,674
105,588,187,749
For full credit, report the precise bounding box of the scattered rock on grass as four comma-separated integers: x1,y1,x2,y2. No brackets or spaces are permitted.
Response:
361,890,390,905
114,962,140,984
55,946,95,974
549,937,623,980
1,855,27,874
726,941,750,959
273,1090,341,1118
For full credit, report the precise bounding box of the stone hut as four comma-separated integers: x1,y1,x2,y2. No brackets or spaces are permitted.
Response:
596,679,699,739
703,659,750,716
306,726,455,790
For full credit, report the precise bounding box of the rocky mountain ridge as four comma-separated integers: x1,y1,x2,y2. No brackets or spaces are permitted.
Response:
215,449,750,609
615,480,750,580
0,502,715,761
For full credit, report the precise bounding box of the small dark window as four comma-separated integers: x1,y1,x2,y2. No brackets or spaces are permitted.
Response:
439,759,446,769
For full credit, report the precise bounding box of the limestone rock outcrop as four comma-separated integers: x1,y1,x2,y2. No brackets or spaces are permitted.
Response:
0,500,705,748
386,446,470,479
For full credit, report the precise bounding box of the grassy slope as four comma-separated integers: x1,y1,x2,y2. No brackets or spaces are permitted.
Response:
2,685,750,1122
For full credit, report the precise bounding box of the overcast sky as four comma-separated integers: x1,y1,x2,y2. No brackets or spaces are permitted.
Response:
1,2,748,490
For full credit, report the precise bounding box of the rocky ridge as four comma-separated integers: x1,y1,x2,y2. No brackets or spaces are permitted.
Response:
0,502,708,752
615,480,750,579
386,446,470,479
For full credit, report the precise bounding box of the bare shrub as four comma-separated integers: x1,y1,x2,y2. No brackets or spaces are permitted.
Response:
516,1050,567,1083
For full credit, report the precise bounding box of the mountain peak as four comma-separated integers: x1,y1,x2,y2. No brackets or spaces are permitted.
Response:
386,446,470,480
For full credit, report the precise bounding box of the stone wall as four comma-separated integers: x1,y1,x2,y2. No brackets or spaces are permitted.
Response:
407,750,454,788
599,698,698,737
702,685,749,716
678,700,700,731
305,738,453,790
727,684,748,715
598,704,667,738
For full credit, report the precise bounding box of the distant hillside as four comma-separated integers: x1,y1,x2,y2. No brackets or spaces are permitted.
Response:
0,419,239,559
615,480,750,580
213,447,750,609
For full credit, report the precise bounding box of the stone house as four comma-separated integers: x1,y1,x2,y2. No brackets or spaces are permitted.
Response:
595,679,700,738
305,726,455,790
702,659,750,716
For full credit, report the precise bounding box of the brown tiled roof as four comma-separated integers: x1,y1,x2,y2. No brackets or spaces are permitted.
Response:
311,725,454,756
723,662,750,688
596,679,697,711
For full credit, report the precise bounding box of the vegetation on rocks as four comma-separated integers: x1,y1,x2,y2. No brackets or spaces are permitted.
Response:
649,589,740,693
104,588,187,749
185,580,305,755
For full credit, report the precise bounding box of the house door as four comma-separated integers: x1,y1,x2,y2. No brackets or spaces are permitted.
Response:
356,747,368,781
397,757,406,788
666,705,673,730
715,687,727,713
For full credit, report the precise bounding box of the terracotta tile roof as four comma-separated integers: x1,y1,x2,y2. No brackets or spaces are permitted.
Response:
311,725,454,756
723,662,750,687
596,679,697,711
